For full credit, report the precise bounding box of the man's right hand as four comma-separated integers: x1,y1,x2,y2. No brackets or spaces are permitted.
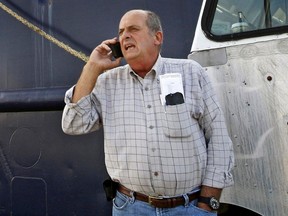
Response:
72,38,122,103
89,37,122,72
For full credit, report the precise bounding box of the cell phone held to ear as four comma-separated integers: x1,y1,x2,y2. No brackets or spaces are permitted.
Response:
108,42,123,58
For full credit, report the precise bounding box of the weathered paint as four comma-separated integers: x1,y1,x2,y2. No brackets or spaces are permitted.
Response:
189,1,288,215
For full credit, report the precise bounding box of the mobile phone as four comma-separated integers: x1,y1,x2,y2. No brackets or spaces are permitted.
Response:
108,42,123,58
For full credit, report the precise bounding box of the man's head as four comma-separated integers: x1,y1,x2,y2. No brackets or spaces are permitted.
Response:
118,10,163,75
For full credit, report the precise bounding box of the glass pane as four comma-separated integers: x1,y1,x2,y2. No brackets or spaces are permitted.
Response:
210,0,288,35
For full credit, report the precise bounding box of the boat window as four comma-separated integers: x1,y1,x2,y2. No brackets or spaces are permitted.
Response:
203,0,288,41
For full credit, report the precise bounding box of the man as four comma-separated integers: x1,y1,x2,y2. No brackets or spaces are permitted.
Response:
62,9,234,215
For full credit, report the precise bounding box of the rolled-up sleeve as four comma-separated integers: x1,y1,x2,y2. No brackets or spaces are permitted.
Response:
61,86,102,135
199,71,235,188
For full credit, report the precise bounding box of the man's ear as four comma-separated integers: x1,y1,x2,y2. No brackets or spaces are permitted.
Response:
154,31,163,46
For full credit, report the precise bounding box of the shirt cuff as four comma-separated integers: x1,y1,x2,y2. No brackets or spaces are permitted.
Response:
202,167,234,189
64,85,92,116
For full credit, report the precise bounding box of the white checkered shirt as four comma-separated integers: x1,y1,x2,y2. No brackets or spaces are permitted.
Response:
62,56,234,197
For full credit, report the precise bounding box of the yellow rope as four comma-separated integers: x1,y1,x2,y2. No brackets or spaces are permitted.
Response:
0,2,89,63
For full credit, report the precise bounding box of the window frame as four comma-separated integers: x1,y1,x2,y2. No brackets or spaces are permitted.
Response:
202,0,288,42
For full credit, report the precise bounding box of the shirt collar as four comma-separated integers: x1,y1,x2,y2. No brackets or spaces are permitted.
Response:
129,55,163,79
151,54,163,76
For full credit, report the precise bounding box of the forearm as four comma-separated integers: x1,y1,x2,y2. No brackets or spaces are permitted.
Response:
72,61,103,103
200,185,221,200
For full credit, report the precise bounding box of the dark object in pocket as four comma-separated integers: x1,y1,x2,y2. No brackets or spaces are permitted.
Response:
165,92,184,105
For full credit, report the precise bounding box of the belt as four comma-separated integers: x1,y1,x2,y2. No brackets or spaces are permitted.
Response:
117,184,200,208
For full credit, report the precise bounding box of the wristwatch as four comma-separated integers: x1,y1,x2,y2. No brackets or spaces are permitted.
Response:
198,196,220,210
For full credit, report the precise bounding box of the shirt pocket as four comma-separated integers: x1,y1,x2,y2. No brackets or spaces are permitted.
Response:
162,103,193,138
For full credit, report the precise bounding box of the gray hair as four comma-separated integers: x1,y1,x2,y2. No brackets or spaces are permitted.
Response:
145,10,163,33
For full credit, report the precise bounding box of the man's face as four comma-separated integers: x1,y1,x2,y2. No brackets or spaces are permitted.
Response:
118,11,160,62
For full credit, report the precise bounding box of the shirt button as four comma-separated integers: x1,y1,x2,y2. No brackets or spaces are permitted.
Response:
154,172,159,176
145,87,149,91
151,148,156,152
147,104,152,109
149,125,154,129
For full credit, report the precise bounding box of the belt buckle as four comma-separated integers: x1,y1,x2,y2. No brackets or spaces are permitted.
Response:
148,195,164,206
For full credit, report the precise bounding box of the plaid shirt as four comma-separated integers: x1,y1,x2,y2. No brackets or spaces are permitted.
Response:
62,56,234,197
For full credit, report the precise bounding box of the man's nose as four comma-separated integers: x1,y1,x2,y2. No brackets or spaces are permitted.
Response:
122,31,131,39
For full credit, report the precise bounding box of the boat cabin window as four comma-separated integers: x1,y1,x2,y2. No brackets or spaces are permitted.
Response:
203,0,288,41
